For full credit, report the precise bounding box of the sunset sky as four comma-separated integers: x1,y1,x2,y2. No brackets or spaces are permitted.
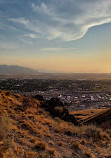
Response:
0,0,111,73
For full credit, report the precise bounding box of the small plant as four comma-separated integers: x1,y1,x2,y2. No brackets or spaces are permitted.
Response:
47,147,55,155
24,151,37,158
34,141,46,151
105,129,111,136
48,140,54,146
38,151,50,158
72,140,81,149
81,125,110,142
81,139,87,145
0,116,13,157
84,149,95,158
58,141,63,146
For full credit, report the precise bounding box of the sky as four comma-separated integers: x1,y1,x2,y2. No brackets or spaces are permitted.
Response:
0,0,111,73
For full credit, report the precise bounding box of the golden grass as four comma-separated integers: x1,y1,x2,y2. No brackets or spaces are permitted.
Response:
71,140,81,149
34,140,47,151
70,109,107,121
84,149,95,158
0,90,111,158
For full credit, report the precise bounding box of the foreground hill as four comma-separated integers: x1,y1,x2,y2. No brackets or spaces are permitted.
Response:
0,90,111,158
71,108,111,129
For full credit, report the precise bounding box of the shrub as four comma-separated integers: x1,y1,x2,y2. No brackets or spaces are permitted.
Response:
38,151,50,158
34,141,46,151
32,95,44,101
0,116,12,157
0,116,10,141
72,140,81,149
81,125,110,142
48,140,54,146
55,122,79,136
84,149,95,158
106,129,111,136
24,151,37,158
47,147,55,155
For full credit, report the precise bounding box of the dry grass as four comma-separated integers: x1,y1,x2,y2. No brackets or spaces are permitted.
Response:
70,109,107,122
54,121,79,136
0,90,111,158
84,149,95,158
72,140,81,149
34,140,47,151
0,116,13,157
80,125,110,142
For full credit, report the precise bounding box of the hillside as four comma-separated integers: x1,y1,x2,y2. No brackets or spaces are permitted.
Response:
0,65,39,75
0,90,111,158
71,108,111,128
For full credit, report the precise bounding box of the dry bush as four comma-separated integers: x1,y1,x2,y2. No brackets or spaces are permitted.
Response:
84,149,95,158
48,140,54,146
79,125,110,142
3,148,16,158
0,116,13,157
19,120,44,138
54,106,64,114
72,140,81,149
108,145,111,153
0,116,9,141
47,147,55,155
105,156,111,158
85,125,110,141
24,151,37,158
81,139,87,145
57,141,63,146
0,116,12,143
38,151,50,158
34,140,47,151
105,129,111,136
55,122,79,136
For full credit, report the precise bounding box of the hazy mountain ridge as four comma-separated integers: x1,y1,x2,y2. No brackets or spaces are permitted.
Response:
1,65,111,80
0,65,39,75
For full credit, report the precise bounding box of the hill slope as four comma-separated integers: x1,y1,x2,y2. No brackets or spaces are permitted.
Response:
82,108,111,126
71,108,111,128
0,90,111,158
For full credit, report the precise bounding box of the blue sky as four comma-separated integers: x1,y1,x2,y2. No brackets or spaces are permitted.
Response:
0,0,111,72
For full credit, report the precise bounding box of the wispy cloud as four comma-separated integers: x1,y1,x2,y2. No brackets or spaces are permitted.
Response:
19,33,37,44
9,17,41,33
23,33,37,39
31,0,111,41
6,0,111,41
32,2,50,15
19,37,33,45
39,47,77,52
0,43,18,52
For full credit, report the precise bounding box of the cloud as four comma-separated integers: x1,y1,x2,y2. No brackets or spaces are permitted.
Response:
9,17,41,33
32,2,50,15
0,43,18,52
23,33,37,39
19,33,37,44
39,47,77,52
9,0,111,41
19,37,33,45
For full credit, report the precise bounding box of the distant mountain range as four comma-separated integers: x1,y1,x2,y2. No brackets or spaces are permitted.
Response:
0,65,39,75
1,65,111,80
